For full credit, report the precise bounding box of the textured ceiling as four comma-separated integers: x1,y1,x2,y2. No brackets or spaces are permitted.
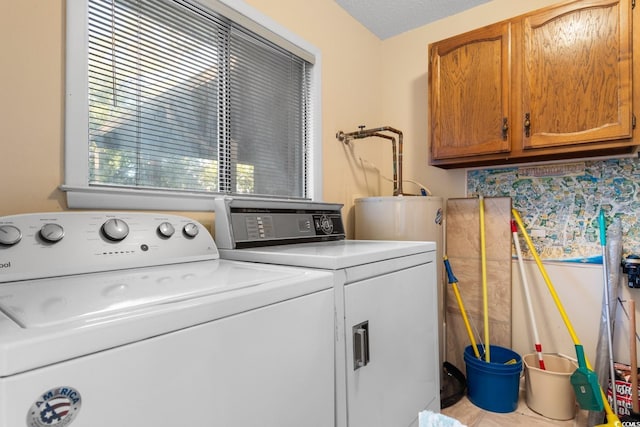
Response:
335,0,491,40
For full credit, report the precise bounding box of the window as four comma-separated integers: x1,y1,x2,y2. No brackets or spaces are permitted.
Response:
64,0,322,210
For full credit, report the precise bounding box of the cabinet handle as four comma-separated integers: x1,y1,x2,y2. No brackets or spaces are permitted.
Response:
502,117,508,140
524,113,531,137
353,321,370,370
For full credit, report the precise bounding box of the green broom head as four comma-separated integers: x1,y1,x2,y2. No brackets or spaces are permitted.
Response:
570,344,604,411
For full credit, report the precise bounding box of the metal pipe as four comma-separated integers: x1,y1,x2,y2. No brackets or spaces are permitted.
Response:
370,133,397,196
336,125,404,196
356,133,398,196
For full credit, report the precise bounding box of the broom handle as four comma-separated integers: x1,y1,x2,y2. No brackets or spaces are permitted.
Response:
511,209,619,423
480,196,490,362
511,210,580,344
511,221,545,369
444,256,481,358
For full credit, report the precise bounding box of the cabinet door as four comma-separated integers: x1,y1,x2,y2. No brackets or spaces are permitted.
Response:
429,22,511,160
521,0,632,149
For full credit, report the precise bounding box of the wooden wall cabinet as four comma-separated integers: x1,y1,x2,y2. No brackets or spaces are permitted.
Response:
429,0,635,168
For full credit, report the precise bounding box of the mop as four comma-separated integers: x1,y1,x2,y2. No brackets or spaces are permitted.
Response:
590,215,624,426
512,208,621,427
598,211,618,416
511,220,545,369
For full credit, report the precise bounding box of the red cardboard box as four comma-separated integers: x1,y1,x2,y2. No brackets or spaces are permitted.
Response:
606,363,640,417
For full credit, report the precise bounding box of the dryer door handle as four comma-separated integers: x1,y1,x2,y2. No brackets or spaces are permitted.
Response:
353,321,370,370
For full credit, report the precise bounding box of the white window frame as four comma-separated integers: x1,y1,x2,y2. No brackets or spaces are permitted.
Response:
63,0,322,211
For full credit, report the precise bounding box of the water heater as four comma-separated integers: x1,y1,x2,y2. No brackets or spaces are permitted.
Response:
355,196,442,241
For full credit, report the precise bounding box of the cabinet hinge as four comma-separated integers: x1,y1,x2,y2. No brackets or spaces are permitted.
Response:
633,0,636,9
633,114,637,129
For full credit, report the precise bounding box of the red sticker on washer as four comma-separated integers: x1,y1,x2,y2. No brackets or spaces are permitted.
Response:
27,386,82,426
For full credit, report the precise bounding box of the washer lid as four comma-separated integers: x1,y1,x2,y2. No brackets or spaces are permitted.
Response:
0,259,307,328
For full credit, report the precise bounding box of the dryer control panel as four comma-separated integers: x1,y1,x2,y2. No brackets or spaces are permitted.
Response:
0,212,218,282
214,197,345,249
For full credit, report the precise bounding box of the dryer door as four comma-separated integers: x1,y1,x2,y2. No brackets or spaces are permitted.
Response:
344,262,440,427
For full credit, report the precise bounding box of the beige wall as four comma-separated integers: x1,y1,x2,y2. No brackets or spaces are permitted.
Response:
0,0,574,233
2,2,66,216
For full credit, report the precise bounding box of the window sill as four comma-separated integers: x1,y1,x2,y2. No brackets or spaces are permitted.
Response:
61,185,219,211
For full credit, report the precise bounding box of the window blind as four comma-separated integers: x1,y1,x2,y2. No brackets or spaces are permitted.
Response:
87,0,311,198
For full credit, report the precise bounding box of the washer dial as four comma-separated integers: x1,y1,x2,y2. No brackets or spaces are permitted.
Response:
183,223,199,238
0,225,22,246
40,223,65,243
157,222,175,238
101,218,130,241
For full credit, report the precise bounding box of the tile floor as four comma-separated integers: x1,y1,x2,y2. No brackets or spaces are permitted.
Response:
441,385,589,426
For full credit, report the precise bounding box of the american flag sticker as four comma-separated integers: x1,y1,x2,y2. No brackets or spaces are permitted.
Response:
27,386,82,427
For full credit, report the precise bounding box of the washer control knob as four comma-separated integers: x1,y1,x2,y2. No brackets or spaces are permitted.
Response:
157,222,175,238
101,218,130,241
183,222,199,238
40,223,65,243
0,225,22,246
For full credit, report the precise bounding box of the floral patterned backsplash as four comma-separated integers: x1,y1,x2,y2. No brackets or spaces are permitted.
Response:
467,157,640,262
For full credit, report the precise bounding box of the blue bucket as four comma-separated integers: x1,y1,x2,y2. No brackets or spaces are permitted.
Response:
464,345,522,413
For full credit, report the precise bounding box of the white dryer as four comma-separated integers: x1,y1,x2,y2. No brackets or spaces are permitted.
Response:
0,212,335,427
213,197,441,427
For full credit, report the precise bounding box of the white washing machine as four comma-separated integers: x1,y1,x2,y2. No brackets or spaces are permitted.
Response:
0,212,335,427
213,197,441,427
